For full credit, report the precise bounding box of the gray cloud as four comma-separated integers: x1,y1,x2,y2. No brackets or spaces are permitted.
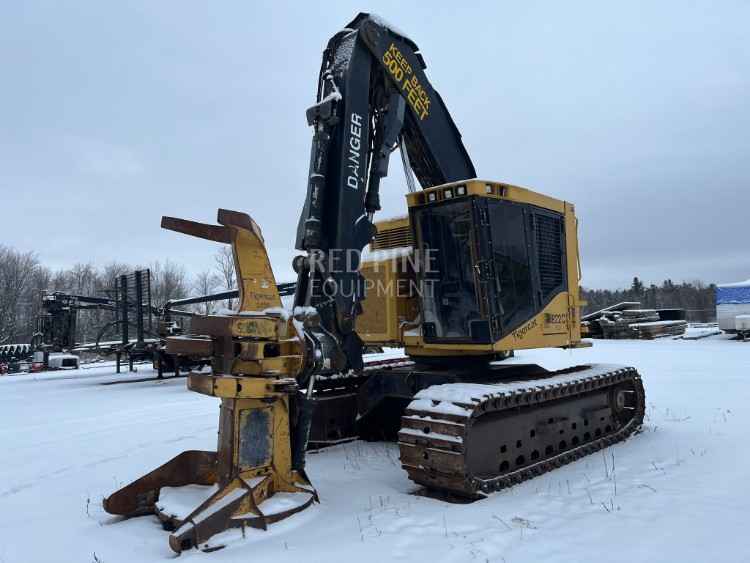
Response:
1,1,748,288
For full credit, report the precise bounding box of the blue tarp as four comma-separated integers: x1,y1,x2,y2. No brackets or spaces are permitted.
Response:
716,283,750,305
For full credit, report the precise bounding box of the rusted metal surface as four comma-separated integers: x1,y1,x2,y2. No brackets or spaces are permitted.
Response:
165,335,213,356
308,391,359,446
398,365,645,497
161,216,232,244
103,450,217,516
163,474,318,553
104,209,315,554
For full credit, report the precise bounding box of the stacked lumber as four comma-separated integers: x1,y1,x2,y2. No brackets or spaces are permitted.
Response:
630,320,688,339
581,302,687,339
581,302,641,323
581,302,641,339
599,309,659,339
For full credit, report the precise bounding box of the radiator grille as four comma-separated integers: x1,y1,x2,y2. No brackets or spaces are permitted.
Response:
371,224,413,250
535,214,564,298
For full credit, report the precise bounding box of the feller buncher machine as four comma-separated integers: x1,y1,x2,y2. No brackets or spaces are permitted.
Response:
105,13,645,552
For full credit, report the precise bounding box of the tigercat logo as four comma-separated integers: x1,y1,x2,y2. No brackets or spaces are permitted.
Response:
512,318,537,340
234,320,262,335
233,318,275,338
247,291,277,303
544,313,568,325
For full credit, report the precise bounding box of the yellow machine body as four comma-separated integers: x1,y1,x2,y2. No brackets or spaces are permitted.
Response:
357,179,589,357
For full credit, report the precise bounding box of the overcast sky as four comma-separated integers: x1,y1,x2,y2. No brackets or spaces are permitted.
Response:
2,1,748,289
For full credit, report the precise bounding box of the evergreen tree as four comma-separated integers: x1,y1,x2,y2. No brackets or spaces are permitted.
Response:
630,276,645,299
581,276,716,322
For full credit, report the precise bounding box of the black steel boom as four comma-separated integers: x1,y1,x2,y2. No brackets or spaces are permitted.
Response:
294,13,475,377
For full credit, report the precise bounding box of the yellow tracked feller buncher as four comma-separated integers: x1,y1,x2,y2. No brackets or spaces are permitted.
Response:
104,13,645,552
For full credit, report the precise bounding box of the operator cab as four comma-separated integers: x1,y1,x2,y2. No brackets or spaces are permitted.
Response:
408,180,568,344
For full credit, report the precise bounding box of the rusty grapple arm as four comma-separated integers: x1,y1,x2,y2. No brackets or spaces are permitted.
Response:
103,209,318,553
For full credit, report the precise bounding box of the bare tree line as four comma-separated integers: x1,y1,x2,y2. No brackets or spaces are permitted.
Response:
0,243,238,346
1,243,719,346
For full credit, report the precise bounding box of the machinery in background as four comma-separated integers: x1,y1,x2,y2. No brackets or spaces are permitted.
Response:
0,344,32,374
33,291,114,353
18,267,295,377
30,271,159,372
82,271,297,376
42,352,79,370
0,343,31,362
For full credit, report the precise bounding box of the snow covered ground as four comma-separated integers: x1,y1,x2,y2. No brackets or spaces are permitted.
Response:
1,335,748,563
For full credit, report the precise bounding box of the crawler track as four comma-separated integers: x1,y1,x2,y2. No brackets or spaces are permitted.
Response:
398,364,645,497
